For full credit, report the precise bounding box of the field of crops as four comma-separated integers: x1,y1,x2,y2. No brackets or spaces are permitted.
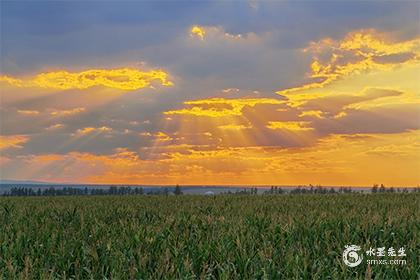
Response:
0,194,418,279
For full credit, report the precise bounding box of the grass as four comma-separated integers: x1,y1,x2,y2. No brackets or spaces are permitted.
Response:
0,194,418,279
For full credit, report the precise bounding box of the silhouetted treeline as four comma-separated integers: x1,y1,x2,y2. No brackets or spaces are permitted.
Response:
221,186,344,195
1,184,417,197
289,185,351,194
263,185,351,195
2,186,177,196
370,184,413,193
259,184,417,195
221,188,259,195
227,184,418,195
2,185,189,197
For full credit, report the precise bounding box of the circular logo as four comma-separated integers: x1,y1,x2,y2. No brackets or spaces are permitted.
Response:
343,245,363,267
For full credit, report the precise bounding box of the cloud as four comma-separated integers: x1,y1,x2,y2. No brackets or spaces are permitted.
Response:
292,88,412,122
287,87,419,135
313,104,420,135
45,124,64,131
0,76,24,87
343,88,414,110
333,112,347,119
17,110,40,116
164,98,283,117
75,126,112,135
282,78,412,109
298,110,325,119
25,154,66,163
297,87,404,112
266,121,314,131
0,68,173,91
218,124,251,130
222,88,240,93
0,135,29,150
157,84,418,153
277,29,420,95
3,128,419,185
50,107,86,117
154,132,172,142
339,31,419,56
189,25,257,42
191,25,206,40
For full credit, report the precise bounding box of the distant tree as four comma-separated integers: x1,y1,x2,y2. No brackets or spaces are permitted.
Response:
134,187,143,195
48,187,56,196
379,184,386,193
110,186,117,195
372,184,378,193
174,185,183,195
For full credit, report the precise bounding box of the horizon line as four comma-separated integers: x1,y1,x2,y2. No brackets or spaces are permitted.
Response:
0,181,418,189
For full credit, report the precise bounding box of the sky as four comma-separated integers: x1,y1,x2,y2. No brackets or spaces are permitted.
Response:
0,1,419,186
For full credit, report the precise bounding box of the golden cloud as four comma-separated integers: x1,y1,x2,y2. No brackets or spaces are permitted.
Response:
280,92,328,108
45,124,64,131
50,107,85,117
298,110,325,119
32,154,66,163
266,121,314,131
333,112,347,119
0,68,173,91
218,124,252,130
277,29,420,95
343,88,418,110
17,110,40,116
190,25,254,42
155,132,172,142
140,132,153,137
339,31,419,56
76,126,112,135
0,76,24,87
191,25,206,40
0,135,29,150
75,149,141,169
164,98,283,117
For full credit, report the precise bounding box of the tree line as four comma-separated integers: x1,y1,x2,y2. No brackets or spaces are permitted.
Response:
2,185,183,197
223,185,418,195
1,184,417,197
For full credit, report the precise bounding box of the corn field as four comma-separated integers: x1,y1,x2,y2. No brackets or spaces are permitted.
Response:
0,194,418,279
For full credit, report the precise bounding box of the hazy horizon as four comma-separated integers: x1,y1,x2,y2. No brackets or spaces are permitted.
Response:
1,179,417,189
